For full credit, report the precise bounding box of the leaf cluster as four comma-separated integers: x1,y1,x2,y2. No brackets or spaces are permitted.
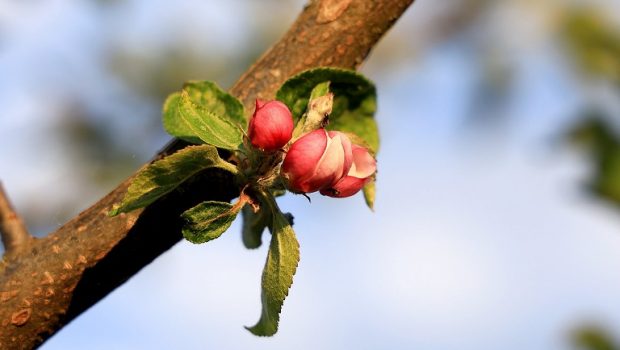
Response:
109,68,380,335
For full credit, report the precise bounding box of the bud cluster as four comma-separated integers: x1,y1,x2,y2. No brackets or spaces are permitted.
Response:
247,99,376,198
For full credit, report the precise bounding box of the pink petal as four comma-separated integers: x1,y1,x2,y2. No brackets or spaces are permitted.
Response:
348,145,376,179
297,137,338,192
281,129,328,191
320,175,370,198
328,131,353,180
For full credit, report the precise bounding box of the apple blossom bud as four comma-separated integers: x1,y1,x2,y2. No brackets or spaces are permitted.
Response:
248,99,294,151
281,129,353,193
320,144,376,198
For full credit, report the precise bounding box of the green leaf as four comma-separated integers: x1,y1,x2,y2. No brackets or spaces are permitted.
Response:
180,90,243,149
109,145,238,216
163,93,203,144
329,94,379,153
309,81,331,100
181,200,242,244
183,81,246,125
241,206,268,249
163,81,245,148
246,203,300,336
363,180,376,211
276,67,379,152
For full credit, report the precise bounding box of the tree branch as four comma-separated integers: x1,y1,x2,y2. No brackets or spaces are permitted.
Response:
0,183,33,258
0,0,414,348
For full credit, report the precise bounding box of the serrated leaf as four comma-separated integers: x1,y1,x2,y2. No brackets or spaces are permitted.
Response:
163,93,204,144
183,81,246,125
109,145,237,216
276,67,379,152
246,206,300,336
175,90,244,150
362,180,376,211
241,206,268,249
163,81,245,144
181,200,241,244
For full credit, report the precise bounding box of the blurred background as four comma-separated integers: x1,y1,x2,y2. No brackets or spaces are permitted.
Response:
1,0,620,349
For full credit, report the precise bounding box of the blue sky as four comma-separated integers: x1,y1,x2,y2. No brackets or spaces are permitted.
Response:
1,0,620,349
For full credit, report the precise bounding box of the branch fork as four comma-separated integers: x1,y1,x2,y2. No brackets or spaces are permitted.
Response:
0,182,33,259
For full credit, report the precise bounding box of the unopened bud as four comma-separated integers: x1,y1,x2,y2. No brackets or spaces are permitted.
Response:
248,99,294,151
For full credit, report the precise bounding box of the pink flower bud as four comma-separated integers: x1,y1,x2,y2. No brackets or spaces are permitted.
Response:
248,99,294,151
281,129,353,193
320,144,376,198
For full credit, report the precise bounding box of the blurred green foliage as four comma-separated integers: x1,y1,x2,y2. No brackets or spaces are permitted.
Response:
567,113,620,207
572,325,619,350
57,105,144,185
561,8,620,210
561,9,620,85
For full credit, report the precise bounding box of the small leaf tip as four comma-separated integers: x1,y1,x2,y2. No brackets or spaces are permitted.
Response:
244,324,277,337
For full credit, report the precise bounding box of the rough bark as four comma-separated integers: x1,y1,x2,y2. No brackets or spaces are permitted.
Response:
0,0,414,348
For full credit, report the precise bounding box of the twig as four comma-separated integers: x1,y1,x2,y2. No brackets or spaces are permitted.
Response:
0,182,32,256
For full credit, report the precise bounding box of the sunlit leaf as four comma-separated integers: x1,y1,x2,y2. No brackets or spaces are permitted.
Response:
109,145,237,216
276,67,379,152
182,200,242,243
183,81,246,125
163,81,245,148
246,201,299,336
